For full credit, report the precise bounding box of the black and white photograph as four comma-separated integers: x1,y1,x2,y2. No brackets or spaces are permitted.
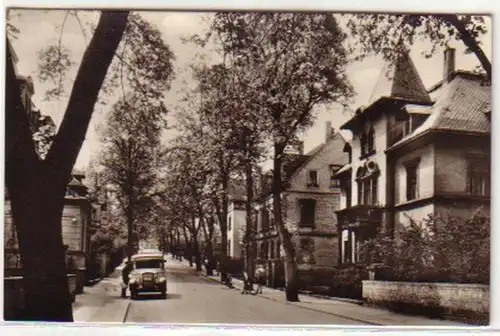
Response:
3,8,492,327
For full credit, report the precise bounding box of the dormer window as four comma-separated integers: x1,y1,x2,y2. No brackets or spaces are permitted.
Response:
360,126,376,157
307,170,318,187
368,126,375,152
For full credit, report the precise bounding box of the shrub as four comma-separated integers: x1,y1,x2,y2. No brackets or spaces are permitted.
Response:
360,210,489,284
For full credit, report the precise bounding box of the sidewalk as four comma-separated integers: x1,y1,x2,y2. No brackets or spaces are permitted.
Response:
72,264,130,323
169,256,470,326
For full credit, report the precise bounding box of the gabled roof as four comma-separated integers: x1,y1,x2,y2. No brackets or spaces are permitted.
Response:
388,71,491,150
368,52,432,106
287,131,348,183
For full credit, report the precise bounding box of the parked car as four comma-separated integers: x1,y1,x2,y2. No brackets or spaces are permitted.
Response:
128,252,167,299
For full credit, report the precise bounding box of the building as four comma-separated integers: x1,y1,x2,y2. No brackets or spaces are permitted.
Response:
334,48,491,265
255,123,349,271
226,180,246,258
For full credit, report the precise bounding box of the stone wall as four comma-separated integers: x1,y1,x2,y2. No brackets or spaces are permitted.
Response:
4,274,77,321
362,280,489,324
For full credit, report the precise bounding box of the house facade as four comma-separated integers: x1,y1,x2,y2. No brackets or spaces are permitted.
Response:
255,122,349,271
334,48,491,265
227,182,246,258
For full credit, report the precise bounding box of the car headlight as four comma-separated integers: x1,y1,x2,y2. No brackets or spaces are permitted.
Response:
156,272,167,282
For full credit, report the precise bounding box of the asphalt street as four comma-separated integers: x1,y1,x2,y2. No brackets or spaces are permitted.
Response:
123,261,367,325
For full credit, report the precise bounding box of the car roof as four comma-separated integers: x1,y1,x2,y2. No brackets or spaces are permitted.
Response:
131,253,164,261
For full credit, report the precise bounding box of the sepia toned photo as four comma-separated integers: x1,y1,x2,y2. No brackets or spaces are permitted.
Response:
4,9,491,326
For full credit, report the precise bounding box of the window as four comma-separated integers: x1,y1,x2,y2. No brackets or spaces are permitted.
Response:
357,177,378,205
356,164,379,206
261,208,270,231
368,126,375,153
468,156,490,196
299,238,315,264
360,133,367,155
299,199,316,228
405,161,419,201
228,239,232,254
228,216,232,231
308,170,319,187
270,241,275,259
360,126,376,156
330,165,342,188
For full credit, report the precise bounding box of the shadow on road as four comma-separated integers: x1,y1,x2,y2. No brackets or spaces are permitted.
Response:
167,293,182,300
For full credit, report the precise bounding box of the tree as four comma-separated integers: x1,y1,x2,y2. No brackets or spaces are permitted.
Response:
192,62,268,281
97,93,168,262
6,9,173,321
201,12,353,301
344,14,491,79
6,11,129,321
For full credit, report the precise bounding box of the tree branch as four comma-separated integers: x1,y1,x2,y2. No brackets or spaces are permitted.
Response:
46,11,129,184
439,14,491,80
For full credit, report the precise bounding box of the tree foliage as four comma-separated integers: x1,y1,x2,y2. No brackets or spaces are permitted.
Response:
96,92,169,258
360,210,490,284
344,14,491,78
36,11,175,104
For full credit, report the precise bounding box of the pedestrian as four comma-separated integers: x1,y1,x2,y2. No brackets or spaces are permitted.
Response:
241,270,252,295
121,261,133,298
254,263,266,294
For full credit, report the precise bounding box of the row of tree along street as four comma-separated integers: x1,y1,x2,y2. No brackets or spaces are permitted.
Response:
5,9,490,321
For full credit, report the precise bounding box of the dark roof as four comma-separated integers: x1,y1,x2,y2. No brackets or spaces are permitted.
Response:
368,52,432,105
389,71,491,149
282,154,311,182
341,52,433,131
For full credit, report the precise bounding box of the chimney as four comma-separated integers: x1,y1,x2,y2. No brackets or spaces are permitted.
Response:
443,47,456,82
325,121,332,142
297,141,304,155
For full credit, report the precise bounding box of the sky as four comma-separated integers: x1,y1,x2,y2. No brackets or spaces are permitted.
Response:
8,10,492,171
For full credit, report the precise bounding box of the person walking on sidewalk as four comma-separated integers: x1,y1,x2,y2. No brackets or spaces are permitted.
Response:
121,261,133,298
254,263,266,294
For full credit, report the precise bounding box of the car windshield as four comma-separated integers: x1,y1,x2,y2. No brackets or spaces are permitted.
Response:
135,259,164,269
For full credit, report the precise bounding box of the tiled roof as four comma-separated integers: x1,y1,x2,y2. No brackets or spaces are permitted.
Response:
282,154,311,182
368,52,432,106
389,72,491,148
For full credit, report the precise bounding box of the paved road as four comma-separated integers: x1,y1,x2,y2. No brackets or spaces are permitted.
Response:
124,261,367,325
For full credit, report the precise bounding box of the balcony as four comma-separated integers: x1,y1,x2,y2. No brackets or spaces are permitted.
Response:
335,204,384,229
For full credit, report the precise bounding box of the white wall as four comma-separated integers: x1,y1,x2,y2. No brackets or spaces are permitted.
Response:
394,144,435,205
349,114,389,206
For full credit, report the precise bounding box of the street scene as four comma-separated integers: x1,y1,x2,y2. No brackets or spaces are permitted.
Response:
4,9,491,326
72,255,466,326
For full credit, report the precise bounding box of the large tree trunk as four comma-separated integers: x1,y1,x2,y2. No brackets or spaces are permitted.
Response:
201,216,216,275
272,143,300,302
192,236,202,272
5,11,128,322
244,156,255,280
12,177,72,321
126,207,134,262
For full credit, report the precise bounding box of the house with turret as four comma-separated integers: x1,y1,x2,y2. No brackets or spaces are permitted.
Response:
333,48,491,266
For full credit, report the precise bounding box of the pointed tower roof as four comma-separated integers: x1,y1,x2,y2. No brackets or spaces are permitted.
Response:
341,51,433,132
367,52,432,106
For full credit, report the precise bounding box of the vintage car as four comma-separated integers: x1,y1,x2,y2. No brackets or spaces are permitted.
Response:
128,252,167,299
